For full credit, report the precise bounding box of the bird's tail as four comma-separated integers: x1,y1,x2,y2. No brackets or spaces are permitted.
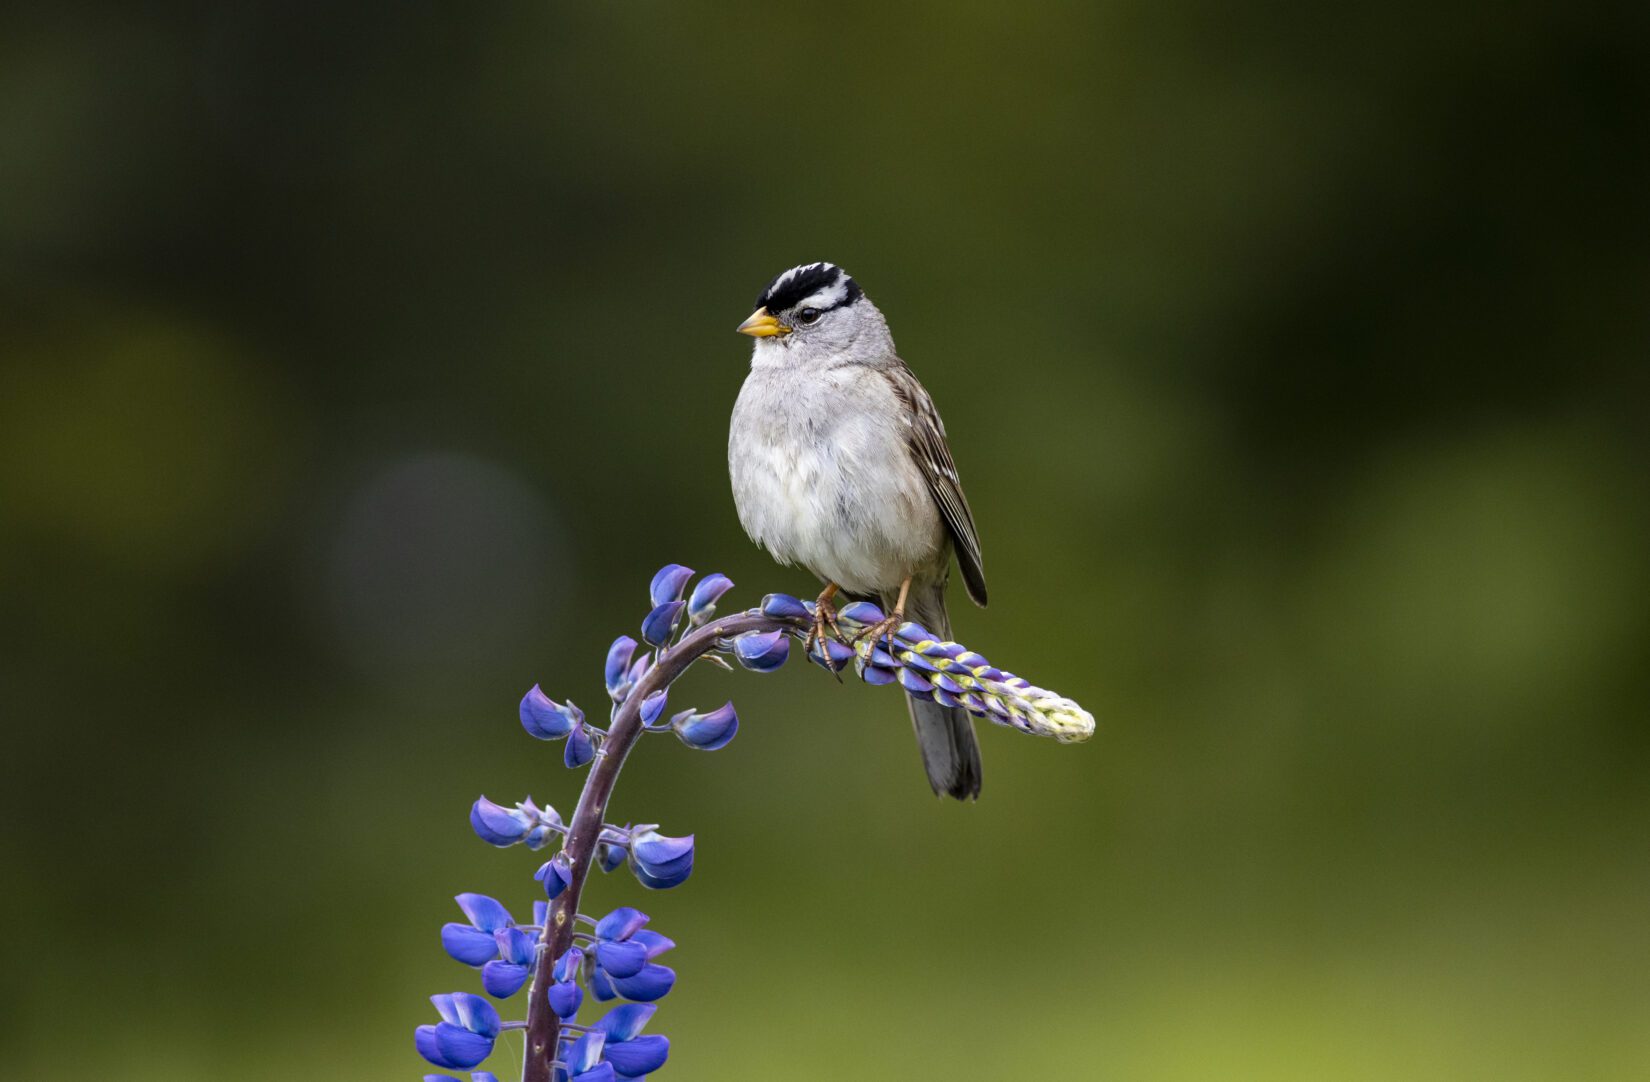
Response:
888,580,982,801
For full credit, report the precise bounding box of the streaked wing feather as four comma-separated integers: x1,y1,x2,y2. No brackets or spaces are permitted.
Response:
883,364,988,607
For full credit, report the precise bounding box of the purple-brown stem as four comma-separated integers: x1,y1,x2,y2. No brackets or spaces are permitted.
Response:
520,609,800,1082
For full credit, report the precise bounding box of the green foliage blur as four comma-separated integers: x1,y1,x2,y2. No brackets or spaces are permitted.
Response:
3,3,1646,1079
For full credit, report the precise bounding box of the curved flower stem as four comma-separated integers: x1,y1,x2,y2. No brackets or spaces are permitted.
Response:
521,609,798,1082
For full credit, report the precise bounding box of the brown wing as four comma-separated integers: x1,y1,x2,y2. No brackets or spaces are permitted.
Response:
883,363,988,607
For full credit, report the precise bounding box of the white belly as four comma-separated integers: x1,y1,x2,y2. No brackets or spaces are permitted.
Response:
729,367,945,596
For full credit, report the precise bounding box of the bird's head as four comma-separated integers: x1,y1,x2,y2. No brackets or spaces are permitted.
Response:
736,262,890,367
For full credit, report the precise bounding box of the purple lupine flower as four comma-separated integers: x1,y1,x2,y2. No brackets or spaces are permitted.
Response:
594,906,650,941
604,636,639,701
419,561,1094,1082
480,926,535,997
416,993,499,1071
440,894,515,966
638,689,669,726
470,796,562,849
535,852,573,899
590,957,677,1004
564,720,596,769
586,905,676,1004
686,572,733,623
596,840,628,873
595,1004,671,1077
732,629,789,671
628,829,693,889
669,701,739,750
549,945,585,1019
562,1031,615,1080
469,796,533,846
424,1073,500,1082
648,564,694,608
640,600,686,647
758,592,810,620
520,686,579,740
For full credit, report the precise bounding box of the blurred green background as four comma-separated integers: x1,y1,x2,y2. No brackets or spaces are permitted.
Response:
3,2,1647,1079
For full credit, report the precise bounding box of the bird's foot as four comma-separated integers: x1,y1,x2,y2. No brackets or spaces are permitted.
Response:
803,586,848,673
851,611,904,657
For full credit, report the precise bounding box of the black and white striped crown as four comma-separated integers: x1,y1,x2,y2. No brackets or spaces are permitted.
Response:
756,262,863,314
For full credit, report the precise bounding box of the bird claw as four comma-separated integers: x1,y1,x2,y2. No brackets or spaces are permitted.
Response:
851,613,903,658
804,596,849,680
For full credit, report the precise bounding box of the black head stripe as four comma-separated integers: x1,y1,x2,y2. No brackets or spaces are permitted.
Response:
756,263,862,314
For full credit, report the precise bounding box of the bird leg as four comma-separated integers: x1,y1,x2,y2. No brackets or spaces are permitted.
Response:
853,576,911,655
804,582,846,659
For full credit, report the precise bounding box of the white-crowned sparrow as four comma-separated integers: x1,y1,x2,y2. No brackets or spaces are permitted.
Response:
728,262,988,800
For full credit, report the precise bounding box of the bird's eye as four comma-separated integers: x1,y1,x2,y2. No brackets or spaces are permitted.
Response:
797,307,822,325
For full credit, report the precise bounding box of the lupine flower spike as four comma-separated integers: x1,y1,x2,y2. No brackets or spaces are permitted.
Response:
417,564,1092,1081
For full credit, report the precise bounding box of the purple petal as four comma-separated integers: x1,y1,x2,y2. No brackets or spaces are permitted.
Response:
630,830,693,871
472,1075,502,1082
450,993,500,1037
759,592,809,620
520,686,575,740
594,906,650,942
549,978,583,1019
609,963,675,1002
837,600,883,625
671,701,739,751
648,564,695,608
441,923,500,966
533,900,549,926
494,926,536,966
861,665,898,687
631,860,693,890
431,994,461,1026
630,930,675,958
604,636,639,698
552,945,584,983
417,1022,494,1070
595,1003,657,1042
564,723,595,769
895,620,934,643
470,797,532,847
638,689,668,726
572,1064,616,1082
566,1031,606,1075
598,841,628,873
640,600,686,647
686,572,734,621
732,629,789,672
455,894,514,934
606,1034,670,1077
414,1025,451,1068
434,1023,494,1069
536,853,573,899
480,960,530,998
897,667,934,695
590,965,618,1001
904,652,940,673
595,938,649,979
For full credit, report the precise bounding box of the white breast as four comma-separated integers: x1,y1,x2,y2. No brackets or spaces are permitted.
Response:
728,364,945,596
